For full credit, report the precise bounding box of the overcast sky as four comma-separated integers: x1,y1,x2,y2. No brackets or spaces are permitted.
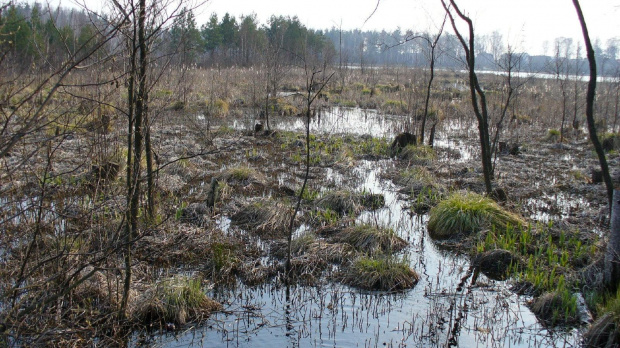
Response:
196,0,619,55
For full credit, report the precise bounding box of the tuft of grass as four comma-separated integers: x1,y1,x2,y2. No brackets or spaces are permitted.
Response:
356,136,390,157
399,145,436,165
316,190,360,216
333,99,357,108
230,199,292,237
382,100,407,114
530,287,578,325
428,191,524,239
398,167,435,187
229,166,254,181
209,242,239,276
545,129,561,142
310,208,340,226
217,166,265,189
212,99,229,116
343,255,419,291
297,187,320,201
171,100,185,111
603,289,620,323
398,167,445,213
133,276,221,327
333,224,407,254
290,232,317,256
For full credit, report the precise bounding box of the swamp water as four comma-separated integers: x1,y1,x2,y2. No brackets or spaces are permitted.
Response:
145,108,581,347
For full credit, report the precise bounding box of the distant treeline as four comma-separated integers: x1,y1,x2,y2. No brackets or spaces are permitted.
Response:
2,2,619,76
323,29,620,77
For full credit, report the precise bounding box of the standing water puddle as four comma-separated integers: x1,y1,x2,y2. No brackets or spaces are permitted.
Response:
149,108,580,347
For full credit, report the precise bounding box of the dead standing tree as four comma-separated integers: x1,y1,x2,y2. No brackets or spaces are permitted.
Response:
419,18,446,146
111,0,187,319
381,17,446,145
441,0,493,194
284,47,334,283
491,45,525,172
571,0,617,291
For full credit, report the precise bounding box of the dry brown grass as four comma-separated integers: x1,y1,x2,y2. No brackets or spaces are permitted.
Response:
231,199,294,238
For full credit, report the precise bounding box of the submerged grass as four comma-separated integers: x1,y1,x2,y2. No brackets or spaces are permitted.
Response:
343,255,419,291
427,191,524,239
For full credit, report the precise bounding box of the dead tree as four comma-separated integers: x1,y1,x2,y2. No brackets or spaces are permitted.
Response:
441,0,493,194
572,0,618,289
420,19,446,146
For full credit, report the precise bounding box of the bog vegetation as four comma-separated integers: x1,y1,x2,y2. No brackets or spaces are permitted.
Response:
0,0,619,346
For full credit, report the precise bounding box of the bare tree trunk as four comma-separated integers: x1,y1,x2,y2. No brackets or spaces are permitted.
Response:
145,112,154,221
491,48,522,173
285,70,333,283
120,22,136,322
560,87,567,143
606,190,620,291
121,0,147,320
419,19,445,144
573,0,613,210
428,122,437,147
442,0,493,194
614,87,619,133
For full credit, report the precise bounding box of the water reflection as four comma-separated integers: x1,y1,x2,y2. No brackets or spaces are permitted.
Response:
149,108,579,347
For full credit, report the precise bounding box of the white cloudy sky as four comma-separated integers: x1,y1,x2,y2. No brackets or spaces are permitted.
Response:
197,0,619,55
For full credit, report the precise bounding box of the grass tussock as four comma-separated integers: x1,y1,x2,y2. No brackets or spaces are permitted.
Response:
132,276,221,327
315,190,385,216
218,166,266,187
205,241,241,281
397,167,445,214
399,145,436,165
602,132,620,152
134,224,212,266
333,224,407,254
427,191,524,239
342,256,419,291
231,200,293,237
315,191,360,216
273,233,357,264
584,289,620,347
530,290,578,325
545,128,561,142
282,255,329,285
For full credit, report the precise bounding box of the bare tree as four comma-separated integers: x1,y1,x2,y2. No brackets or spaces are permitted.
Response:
490,44,526,172
571,0,618,290
553,37,572,143
441,0,493,194
419,17,446,146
